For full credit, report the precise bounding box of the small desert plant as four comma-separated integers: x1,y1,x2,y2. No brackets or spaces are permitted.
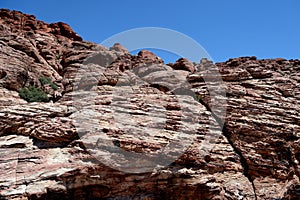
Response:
196,94,202,102
38,76,58,90
18,85,49,102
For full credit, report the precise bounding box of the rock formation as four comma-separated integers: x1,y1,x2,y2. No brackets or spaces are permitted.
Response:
0,9,299,199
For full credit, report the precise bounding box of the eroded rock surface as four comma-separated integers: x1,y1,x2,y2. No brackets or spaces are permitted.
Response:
0,9,299,200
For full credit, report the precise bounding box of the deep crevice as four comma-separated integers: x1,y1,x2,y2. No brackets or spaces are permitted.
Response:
287,145,300,180
197,98,258,200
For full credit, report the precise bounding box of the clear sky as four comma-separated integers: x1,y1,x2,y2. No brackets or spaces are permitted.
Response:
1,0,300,63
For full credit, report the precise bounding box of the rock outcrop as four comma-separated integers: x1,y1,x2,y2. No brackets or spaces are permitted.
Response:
0,9,299,200
169,58,195,73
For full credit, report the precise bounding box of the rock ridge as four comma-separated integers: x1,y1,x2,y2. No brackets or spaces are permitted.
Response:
0,9,299,200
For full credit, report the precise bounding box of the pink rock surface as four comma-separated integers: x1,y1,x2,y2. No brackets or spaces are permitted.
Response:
0,9,299,200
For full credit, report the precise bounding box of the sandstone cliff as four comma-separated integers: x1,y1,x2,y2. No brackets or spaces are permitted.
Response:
0,9,299,200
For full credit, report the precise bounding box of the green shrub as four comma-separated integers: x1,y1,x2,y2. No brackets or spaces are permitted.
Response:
38,76,58,90
18,86,49,102
196,94,202,102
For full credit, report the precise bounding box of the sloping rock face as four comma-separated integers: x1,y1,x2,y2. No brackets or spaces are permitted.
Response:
0,9,299,200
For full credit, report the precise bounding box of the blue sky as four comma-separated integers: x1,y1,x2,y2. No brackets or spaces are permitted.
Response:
1,0,300,63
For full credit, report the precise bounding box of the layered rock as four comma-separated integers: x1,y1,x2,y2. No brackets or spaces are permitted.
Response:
169,58,195,73
189,57,300,199
0,9,300,200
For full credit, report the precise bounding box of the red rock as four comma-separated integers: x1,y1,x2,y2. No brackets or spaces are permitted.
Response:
57,22,82,41
0,9,82,41
171,58,195,73
138,50,161,61
275,58,287,64
0,9,299,200
109,43,129,54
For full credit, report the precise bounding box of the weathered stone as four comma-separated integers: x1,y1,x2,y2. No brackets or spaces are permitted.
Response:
170,58,195,73
109,43,129,54
137,50,163,63
0,9,299,200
